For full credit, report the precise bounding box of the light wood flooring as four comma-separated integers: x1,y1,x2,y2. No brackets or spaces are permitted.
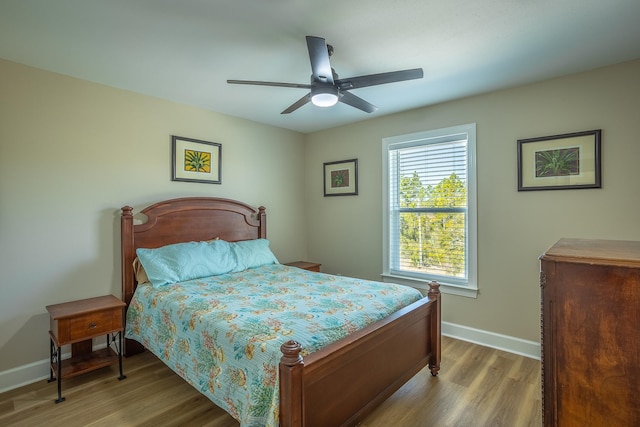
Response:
0,336,541,426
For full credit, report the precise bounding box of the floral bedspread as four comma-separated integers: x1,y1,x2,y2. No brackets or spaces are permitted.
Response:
125,264,422,427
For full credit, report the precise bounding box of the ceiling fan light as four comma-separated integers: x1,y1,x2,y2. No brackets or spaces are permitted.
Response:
311,86,339,107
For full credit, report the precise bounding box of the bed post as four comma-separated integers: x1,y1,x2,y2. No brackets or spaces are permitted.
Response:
120,206,144,357
279,340,304,427
428,281,441,376
121,206,134,305
257,206,266,239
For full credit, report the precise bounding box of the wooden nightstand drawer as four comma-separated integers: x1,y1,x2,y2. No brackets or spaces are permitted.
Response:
68,309,118,341
48,296,125,345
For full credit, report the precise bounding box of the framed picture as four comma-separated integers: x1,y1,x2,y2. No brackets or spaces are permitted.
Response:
517,129,601,191
171,135,221,184
323,158,358,196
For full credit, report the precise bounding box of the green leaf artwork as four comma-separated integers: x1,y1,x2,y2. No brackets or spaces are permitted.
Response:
184,149,211,173
535,147,579,178
331,169,349,188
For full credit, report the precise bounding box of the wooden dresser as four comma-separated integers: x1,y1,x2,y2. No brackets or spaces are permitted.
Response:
540,238,640,426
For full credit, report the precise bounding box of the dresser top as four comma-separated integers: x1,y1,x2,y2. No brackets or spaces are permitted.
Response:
541,238,640,268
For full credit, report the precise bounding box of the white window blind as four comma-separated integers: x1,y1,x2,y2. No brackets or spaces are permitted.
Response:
383,124,477,296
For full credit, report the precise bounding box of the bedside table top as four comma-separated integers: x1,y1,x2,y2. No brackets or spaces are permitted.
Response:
284,261,320,269
46,295,125,319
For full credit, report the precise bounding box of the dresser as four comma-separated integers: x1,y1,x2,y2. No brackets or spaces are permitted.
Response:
540,238,640,426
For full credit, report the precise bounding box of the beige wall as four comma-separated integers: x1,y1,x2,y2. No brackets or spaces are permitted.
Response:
2,56,639,386
0,59,307,372
305,59,640,343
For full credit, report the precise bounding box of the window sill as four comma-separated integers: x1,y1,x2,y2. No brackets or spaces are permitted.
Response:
381,273,478,298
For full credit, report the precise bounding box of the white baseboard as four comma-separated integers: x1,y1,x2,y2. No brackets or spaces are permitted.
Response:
0,358,50,394
442,321,541,360
1,325,540,393
0,343,108,394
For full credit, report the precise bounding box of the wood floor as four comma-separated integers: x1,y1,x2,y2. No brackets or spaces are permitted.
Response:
0,336,541,426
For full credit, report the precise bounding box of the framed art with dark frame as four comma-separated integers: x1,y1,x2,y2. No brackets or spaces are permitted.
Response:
323,158,358,196
517,129,601,191
171,135,221,184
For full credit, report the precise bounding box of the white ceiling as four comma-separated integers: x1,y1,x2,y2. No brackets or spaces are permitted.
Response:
2,0,640,134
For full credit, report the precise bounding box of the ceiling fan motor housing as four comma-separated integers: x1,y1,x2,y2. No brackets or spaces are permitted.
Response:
310,84,339,107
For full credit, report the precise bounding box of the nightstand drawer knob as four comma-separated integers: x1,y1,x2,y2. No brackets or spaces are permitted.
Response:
88,322,97,329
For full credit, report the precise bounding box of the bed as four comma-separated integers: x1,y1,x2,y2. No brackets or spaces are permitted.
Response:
121,197,441,427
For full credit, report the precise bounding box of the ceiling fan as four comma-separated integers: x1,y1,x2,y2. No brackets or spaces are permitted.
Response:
227,36,424,114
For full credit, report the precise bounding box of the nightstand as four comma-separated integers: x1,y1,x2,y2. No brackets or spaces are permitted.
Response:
46,295,126,403
284,261,321,272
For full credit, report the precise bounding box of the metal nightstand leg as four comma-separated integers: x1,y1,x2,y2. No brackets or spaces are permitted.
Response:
111,331,126,381
47,337,65,403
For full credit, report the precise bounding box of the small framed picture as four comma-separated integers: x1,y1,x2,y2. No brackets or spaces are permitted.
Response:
323,159,358,196
517,130,601,191
171,135,221,184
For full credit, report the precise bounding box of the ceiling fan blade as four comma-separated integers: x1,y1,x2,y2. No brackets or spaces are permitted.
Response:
339,91,378,113
227,79,311,89
281,93,312,114
336,68,423,90
306,36,334,84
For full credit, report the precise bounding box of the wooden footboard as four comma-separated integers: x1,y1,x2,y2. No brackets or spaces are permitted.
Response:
280,281,441,427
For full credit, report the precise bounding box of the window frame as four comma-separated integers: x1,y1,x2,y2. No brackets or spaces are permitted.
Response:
382,123,478,298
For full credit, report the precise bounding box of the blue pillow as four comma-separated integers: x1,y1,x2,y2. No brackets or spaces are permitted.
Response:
136,240,236,287
230,239,279,272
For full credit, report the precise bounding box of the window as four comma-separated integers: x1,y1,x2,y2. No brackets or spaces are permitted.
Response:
382,124,477,297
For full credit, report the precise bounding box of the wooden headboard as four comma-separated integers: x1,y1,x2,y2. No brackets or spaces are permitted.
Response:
120,197,266,354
